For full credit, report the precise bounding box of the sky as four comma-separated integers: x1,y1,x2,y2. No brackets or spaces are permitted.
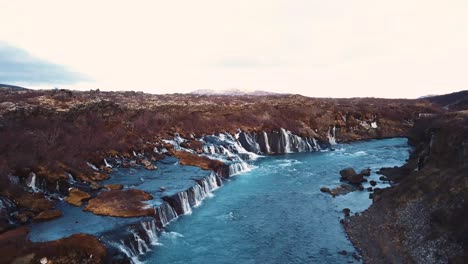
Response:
0,0,467,98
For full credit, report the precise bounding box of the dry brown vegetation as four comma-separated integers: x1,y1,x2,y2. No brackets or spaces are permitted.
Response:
0,88,440,187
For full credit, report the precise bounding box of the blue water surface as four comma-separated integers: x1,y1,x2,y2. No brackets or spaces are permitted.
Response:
144,138,410,264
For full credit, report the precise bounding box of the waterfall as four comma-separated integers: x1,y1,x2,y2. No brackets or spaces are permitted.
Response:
87,162,99,171
327,126,337,145
280,128,292,153
263,132,271,153
188,184,207,208
116,241,143,264
141,220,161,246
65,172,76,183
177,192,192,215
312,138,320,150
155,202,178,227
8,175,19,185
238,132,261,153
130,230,150,254
26,172,38,192
104,158,112,168
207,172,221,191
228,161,251,176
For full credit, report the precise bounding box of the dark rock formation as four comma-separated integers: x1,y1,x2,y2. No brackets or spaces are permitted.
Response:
343,208,351,217
331,184,360,197
360,168,371,176
340,168,365,184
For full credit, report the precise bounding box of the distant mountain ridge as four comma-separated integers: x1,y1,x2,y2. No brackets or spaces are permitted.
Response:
0,83,28,90
190,88,279,96
422,90,468,111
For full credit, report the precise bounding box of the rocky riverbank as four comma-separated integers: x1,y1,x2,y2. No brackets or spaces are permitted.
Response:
0,86,446,263
344,111,468,263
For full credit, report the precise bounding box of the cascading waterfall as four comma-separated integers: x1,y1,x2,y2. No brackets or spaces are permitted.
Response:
87,162,99,171
65,172,76,183
8,175,19,185
129,230,150,255
155,202,178,227
116,240,143,264
104,158,112,168
188,184,207,208
177,192,192,215
111,129,329,263
26,172,38,192
328,126,337,145
280,128,292,153
312,137,320,150
263,132,271,153
228,161,250,176
141,220,161,246
206,172,221,191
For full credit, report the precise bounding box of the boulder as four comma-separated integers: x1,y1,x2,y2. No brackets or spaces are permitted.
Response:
340,167,357,180
343,208,351,217
320,187,331,193
348,173,365,185
340,167,368,184
369,180,377,187
65,188,91,207
330,184,359,196
360,168,371,176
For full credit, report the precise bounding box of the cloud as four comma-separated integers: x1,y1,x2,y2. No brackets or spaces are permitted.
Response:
0,42,88,85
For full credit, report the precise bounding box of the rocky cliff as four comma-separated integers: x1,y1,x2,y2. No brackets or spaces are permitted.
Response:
344,111,468,263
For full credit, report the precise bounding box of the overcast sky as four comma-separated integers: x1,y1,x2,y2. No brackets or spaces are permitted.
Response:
1,0,467,98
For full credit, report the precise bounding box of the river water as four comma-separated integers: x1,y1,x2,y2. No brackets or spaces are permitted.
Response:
143,138,410,264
